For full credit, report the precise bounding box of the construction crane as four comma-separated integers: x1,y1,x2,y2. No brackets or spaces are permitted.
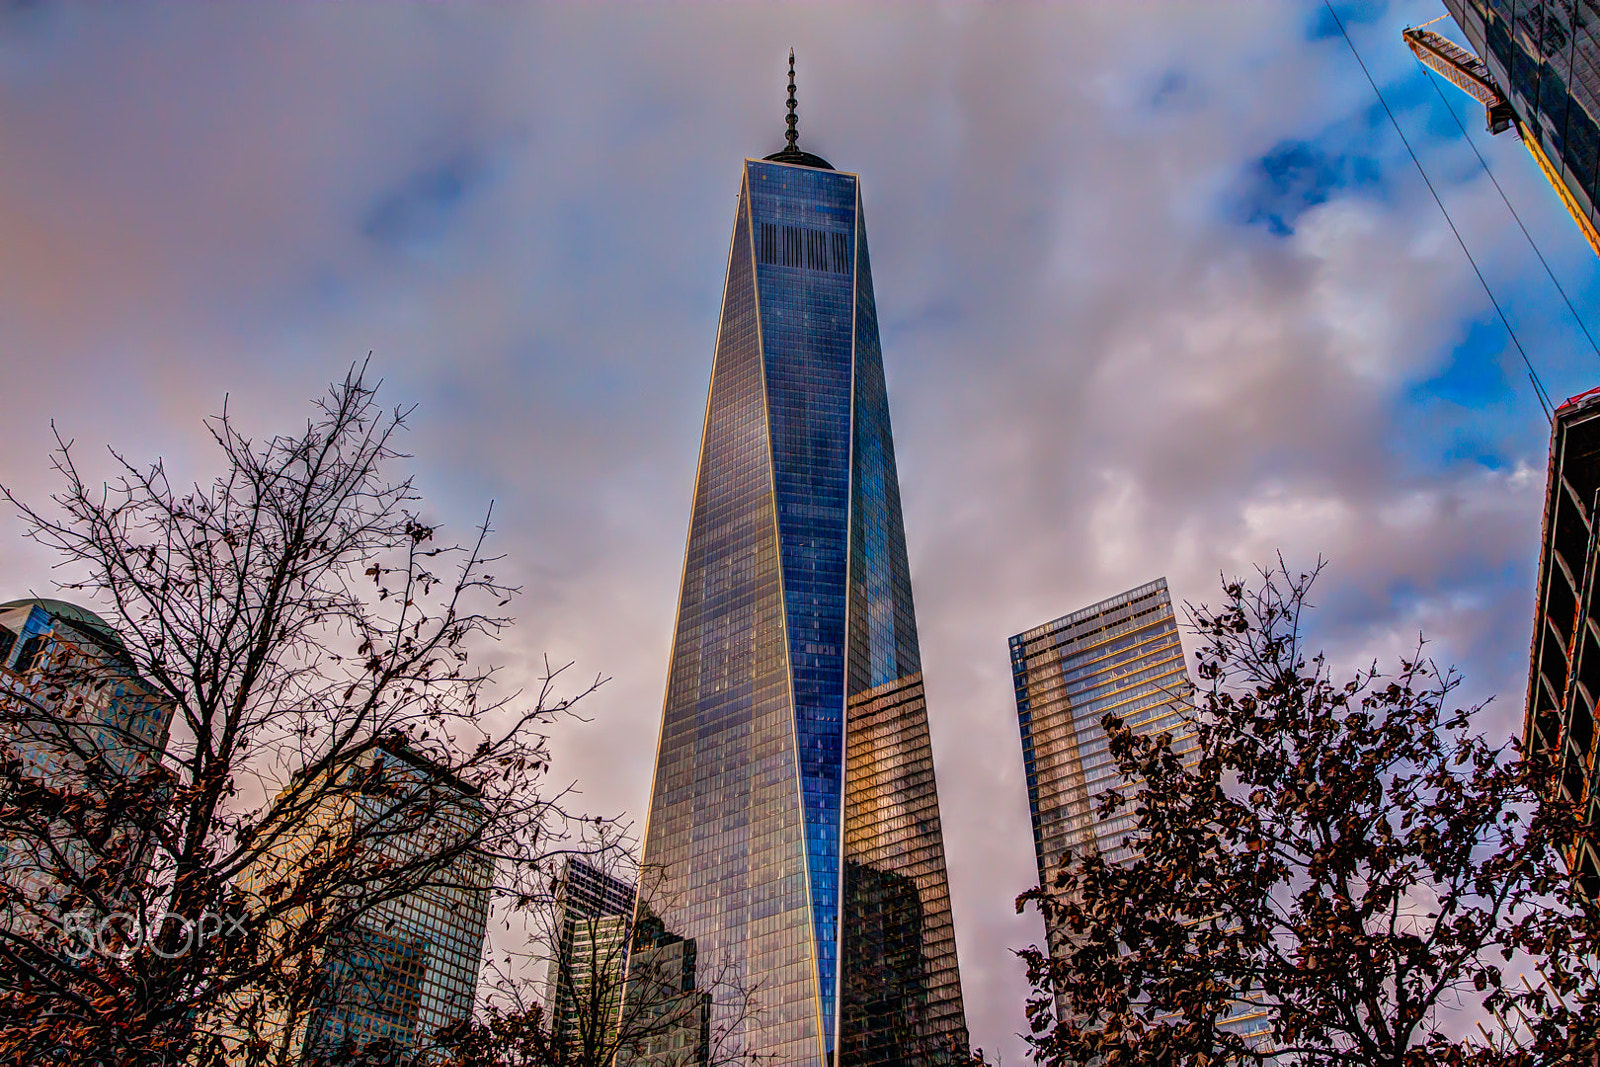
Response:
1403,26,1516,134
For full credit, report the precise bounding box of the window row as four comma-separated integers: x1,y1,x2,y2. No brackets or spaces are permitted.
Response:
757,222,851,274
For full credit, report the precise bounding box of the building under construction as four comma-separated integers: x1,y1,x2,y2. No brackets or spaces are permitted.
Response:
1527,386,1600,899
1411,3,1600,256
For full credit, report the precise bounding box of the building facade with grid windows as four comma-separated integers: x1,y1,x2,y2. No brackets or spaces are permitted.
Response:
545,858,637,1059
222,738,493,1064
1009,578,1195,885
1009,578,1268,1040
632,70,968,1067
1439,1,1600,254
0,598,173,924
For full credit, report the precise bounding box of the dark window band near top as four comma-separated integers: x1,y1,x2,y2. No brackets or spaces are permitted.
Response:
757,222,850,273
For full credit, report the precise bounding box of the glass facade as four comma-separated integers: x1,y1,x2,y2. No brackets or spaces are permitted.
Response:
0,600,172,786
321,744,493,1055
546,858,638,1055
841,676,966,1065
1009,579,1195,882
1010,579,1267,1040
224,739,493,1063
636,153,967,1067
303,926,430,1057
623,914,714,1067
0,599,174,916
1444,1,1600,249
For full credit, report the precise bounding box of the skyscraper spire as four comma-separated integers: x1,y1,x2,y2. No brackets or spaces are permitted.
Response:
786,49,799,152
763,50,833,170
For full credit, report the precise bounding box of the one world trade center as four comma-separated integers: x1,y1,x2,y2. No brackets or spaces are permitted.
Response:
635,58,969,1067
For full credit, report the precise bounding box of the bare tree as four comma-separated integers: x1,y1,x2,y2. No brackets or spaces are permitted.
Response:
1017,562,1600,1067
0,367,599,1067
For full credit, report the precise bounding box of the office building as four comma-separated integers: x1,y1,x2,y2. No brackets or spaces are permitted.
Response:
1009,579,1195,887
633,58,967,1067
1010,579,1267,1039
1526,384,1600,898
303,925,432,1056
620,913,713,1067
227,737,492,1062
0,597,172,920
0,597,171,786
1423,2,1600,255
546,858,637,1059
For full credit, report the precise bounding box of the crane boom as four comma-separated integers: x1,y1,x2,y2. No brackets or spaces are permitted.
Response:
1403,26,1515,134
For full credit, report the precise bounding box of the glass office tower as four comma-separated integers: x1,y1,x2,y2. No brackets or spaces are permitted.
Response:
1009,579,1195,884
0,598,173,922
1439,1,1600,254
635,79,967,1067
1010,579,1268,1040
221,738,492,1063
546,858,637,1057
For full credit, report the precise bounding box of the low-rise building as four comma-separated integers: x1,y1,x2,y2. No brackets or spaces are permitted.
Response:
0,597,172,928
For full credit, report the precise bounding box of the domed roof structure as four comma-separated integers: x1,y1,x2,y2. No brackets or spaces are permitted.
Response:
0,598,126,651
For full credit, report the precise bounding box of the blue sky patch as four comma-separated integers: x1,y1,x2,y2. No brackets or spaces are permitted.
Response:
1236,138,1380,235
1309,0,1387,43
361,151,484,253
1417,318,1515,410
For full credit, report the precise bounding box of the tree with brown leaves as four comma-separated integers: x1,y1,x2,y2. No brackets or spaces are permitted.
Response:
1017,563,1600,1067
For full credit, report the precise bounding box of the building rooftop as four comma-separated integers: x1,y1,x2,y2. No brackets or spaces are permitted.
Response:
0,597,126,652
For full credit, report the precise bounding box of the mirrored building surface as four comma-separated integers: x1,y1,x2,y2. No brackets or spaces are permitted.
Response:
635,74,967,1067
1009,579,1195,883
1009,578,1268,1040
1439,1,1600,253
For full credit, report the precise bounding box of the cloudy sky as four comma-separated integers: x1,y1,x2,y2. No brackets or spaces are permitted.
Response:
5,1,1600,1059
